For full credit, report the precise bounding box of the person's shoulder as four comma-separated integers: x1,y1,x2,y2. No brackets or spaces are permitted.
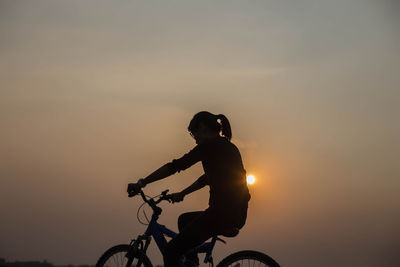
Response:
218,136,233,144
216,136,239,150
223,138,241,152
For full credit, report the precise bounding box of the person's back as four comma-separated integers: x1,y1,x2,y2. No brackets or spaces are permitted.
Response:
199,136,250,213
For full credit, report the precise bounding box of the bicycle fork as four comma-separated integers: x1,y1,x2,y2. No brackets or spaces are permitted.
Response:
126,235,151,267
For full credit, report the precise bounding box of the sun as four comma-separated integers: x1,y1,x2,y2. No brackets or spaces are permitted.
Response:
246,174,255,185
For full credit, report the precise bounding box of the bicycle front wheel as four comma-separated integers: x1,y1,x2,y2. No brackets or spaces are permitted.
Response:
217,250,280,267
95,244,153,267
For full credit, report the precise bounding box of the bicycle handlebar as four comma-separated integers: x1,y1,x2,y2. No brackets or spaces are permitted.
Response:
135,189,173,216
140,189,171,203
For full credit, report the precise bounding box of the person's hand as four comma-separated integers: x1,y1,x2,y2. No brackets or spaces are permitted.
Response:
170,192,185,203
127,179,145,197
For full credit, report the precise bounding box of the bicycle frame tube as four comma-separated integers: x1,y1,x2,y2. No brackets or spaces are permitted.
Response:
143,213,217,257
144,214,177,252
194,238,217,254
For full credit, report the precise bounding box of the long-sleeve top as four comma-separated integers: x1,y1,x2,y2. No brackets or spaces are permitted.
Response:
167,136,251,211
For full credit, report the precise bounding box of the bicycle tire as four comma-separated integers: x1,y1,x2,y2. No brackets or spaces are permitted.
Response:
95,244,153,267
216,250,280,267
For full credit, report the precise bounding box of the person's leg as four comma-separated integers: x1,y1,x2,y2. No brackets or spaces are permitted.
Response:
164,211,217,267
177,211,203,265
178,211,203,232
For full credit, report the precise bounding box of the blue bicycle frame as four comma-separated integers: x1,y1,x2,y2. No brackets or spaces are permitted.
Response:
142,211,224,263
130,190,226,265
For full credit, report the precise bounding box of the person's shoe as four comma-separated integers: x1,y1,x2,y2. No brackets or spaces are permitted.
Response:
183,259,199,267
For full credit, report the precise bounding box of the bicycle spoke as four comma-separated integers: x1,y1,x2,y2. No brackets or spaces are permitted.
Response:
102,251,130,267
223,256,271,267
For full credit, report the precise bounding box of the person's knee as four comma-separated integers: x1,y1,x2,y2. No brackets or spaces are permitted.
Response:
178,214,186,231
178,211,203,232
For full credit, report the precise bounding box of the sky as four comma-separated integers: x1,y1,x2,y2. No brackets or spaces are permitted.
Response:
1,1,399,266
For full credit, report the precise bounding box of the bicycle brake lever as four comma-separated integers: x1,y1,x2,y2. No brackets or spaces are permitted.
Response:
155,194,172,204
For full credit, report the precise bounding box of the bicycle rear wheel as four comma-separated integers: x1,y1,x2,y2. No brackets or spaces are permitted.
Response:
95,244,153,267
217,250,280,267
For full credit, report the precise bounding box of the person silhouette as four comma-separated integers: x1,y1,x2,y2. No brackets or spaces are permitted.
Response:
127,111,251,267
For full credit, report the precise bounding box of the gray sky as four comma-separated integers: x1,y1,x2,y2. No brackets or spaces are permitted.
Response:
1,1,399,266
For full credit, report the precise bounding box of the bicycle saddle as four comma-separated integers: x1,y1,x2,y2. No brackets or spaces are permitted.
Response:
220,227,240,237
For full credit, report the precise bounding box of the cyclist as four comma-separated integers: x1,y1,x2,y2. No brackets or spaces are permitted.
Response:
127,111,251,267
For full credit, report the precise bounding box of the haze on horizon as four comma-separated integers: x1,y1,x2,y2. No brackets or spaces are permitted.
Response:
1,1,399,266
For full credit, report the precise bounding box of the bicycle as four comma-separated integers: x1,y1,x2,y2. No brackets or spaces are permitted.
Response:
96,189,280,267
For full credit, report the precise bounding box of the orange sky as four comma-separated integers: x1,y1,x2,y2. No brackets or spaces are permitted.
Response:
1,1,399,266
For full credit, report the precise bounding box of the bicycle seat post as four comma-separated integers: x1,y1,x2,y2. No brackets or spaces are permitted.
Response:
202,237,219,266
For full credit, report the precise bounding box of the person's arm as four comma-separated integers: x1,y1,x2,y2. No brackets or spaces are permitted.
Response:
127,164,173,196
170,174,208,202
181,174,208,196
127,146,202,196
141,164,172,186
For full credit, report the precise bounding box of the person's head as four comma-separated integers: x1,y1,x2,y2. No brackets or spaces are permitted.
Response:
188,111,232,144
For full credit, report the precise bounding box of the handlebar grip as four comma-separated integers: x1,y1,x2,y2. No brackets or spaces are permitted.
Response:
128,188,142,198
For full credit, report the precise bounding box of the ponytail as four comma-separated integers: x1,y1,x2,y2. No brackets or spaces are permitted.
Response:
216,114,232,140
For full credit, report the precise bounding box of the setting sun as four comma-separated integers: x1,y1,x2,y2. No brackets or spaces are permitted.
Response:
246,174,256,185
